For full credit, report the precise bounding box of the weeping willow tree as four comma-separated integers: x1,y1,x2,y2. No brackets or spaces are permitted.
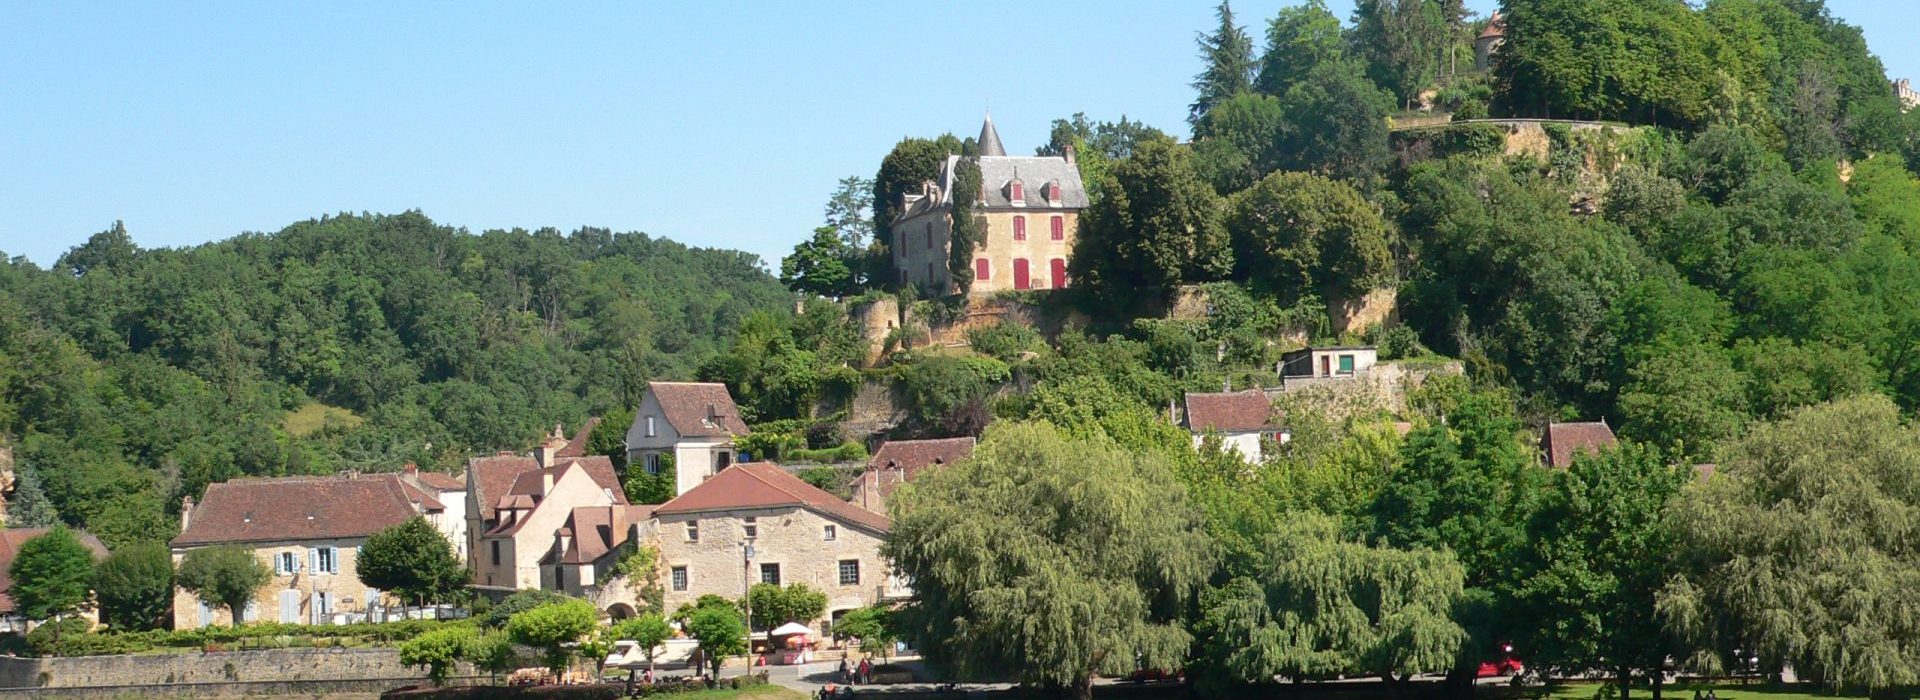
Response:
1660,395,1920,693
1194,513,1465,698
884,421,1214,700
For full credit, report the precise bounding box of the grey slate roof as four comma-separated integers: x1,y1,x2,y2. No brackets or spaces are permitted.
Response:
944,155,1089,210
978,114,1008,157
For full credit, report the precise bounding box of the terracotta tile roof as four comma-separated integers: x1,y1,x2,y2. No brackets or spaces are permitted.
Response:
649,382,750,438
853,438,975,508
655,462,889,533
1478,11,1504,40
396,479,445,512
469,453,541,523
0,529,107,614
552,504,652,565
867,437,975,471
413,471,465,491
1183,390,1280,432
505,458,623,501
1544,421,1618,468
555,418,603,459
172,475,420,547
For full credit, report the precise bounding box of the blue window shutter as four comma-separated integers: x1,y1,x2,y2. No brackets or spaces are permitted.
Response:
309,548,319,574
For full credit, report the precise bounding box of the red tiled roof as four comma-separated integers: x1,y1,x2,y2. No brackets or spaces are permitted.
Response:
552,505,652,565
555,418,603,459
470,453,541,523
173,475,420,547
413,471,465,491
655,463,889,533
505,458,623,501
867,437,975,471
0,529,107,614
1544,421,1618,468
1184,390,1279,432
1478,11,1504,40
853,438,975,507
649,382,750,438
396,479,445,512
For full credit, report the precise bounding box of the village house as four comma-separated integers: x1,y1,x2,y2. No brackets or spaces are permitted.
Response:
0,528,108,633
891,114,1089,296
652,463,902,633
400,464,468,565
848,437,975,515
1897,78,1918,112
466,427,627,592
170,473,439,629
1181,389,1289,463
625,382,750,498
1542,421,1619,469
1279,346,1379,388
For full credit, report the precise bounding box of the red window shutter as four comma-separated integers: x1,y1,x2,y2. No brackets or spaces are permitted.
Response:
1011,182,1023,201
975,257,989,281
1014,216,1026,241
1014,259,1030,290
1050,216,1064,240
1051,258,1067,288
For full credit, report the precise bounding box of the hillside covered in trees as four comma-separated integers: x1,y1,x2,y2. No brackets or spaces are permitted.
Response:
0,212,789,547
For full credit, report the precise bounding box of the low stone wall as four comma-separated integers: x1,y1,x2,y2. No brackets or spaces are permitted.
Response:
0,647,440,690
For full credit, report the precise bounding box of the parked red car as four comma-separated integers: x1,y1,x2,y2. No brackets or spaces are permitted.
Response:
1476,643,1525,677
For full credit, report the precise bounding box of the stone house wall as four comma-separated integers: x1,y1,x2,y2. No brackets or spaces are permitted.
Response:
171,537,384,629
653,505,891,626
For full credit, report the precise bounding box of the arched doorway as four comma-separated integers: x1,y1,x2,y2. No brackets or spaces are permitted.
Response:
607,603,637,621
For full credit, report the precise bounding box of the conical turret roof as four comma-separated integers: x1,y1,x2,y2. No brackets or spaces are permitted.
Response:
977,112,1007,157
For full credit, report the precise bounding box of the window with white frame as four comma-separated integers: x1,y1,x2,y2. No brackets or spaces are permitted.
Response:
645,453,662,474
743,516,758,539
760,562,781,585
671,566,689,591
275,551,299,575
685,521,699,542
838,559,861,586
823,525,837,541
645,415,656,437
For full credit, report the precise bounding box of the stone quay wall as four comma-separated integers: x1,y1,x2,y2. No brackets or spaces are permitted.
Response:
0,647,445,690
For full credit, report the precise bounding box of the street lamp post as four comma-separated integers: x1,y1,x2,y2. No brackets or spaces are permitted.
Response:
741,541,755,666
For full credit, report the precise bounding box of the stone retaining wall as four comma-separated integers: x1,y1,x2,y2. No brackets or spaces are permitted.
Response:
0,647,441,689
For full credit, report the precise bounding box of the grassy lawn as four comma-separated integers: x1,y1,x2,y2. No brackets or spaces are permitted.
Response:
670,687,808,700
1541,682,1861,700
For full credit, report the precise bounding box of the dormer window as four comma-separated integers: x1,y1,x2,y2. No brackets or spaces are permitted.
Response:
1008,179,1025,206
1044,180,1062,205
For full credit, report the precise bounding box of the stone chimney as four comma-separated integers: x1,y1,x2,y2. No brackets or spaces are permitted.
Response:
180,495,195,534
1063,143,1076,166
536,424,566,468
609,505,628,545
541,471,556,496
556,527,573,560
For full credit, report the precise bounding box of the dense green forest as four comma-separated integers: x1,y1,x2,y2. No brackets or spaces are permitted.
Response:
783,0,1920,693
0,212,789,547
10,0,1920,689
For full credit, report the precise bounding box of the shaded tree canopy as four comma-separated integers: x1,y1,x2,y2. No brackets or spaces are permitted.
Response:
886,422,1214,700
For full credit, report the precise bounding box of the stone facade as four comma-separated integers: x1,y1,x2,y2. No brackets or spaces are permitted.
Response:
653,506,898,629
171,537,388,629
472,466,620,590
624,384,745,498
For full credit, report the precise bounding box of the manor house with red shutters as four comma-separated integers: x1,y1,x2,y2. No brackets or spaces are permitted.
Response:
890,114,1089,296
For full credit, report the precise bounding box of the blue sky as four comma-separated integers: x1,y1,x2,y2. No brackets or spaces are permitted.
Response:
3,1,1916,268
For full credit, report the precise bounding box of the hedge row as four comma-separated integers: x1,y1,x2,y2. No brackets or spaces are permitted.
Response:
28,618,453,657
381,673,769,699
